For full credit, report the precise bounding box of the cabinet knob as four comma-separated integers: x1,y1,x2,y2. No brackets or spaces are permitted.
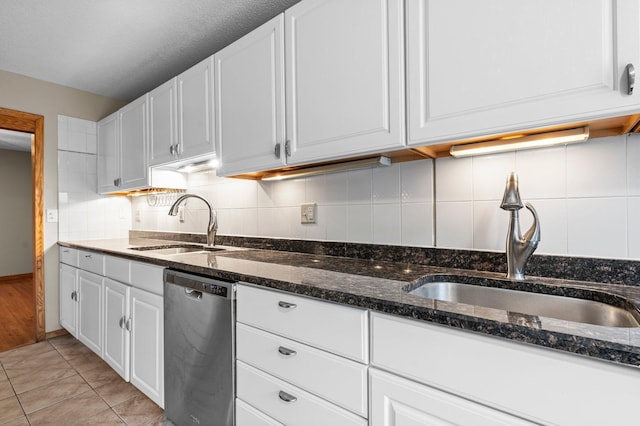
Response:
278,346,297,357
627,63,635,95
278,390,297,403
278,301,297,310
85,254,92,259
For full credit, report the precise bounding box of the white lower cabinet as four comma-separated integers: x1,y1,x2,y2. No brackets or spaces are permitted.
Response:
77,270,104,357
236,284,369,426
58,249,164,408
130,287,164,407
103,278,130,381
59,262,78,337
370,368,535,426
236,398,284,426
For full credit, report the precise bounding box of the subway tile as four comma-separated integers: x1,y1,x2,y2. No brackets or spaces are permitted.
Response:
322,172,348,204
347,168,372,204
325,205,348,242
272,178,305,207
566,135,626,198
515,145,566,199
567,197,627,258
435,201,473,249
627,134,640,196
401,160,433,203
347,204,373,243
627,197,640,259
435,156,473,202
472,151,516,201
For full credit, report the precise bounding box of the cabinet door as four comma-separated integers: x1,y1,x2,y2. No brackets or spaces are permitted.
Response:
103,278,130,381
130,287,164,408
119,94,149,191
97,112,120,194
407,0,640,146
178,57,215,160
214,14,286,176
149,78,178,166
370,368,536,426
285,0,405,165
77,270,103,357
59,263,78,337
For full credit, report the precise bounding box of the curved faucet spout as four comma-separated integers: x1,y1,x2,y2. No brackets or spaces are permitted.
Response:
168,194,218,246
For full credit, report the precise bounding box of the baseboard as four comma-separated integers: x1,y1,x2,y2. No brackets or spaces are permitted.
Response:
0,273,33,283
45,329,69,340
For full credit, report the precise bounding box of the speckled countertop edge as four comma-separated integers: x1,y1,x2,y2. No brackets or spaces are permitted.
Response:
58,237,640,369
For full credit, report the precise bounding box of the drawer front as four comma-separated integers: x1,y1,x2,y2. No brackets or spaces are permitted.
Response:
104,255,130,283
237,323,368,417
236,398,284,426
59,246,78,267
237,361,366,426
78,250,105,275
237,284,368,363
130,260,164,295
371,312,640,426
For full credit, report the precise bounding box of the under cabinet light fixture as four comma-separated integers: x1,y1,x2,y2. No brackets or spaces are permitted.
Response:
261,156,391,181
449,126,590,158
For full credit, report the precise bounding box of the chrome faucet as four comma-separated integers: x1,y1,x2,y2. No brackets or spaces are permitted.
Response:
500,172,540,280
168,194,218,246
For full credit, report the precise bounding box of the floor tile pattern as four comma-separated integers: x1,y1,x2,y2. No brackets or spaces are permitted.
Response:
0,336,169,425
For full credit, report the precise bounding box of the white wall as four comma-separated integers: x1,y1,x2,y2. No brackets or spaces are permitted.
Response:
436,134,640,260
0,149,33,275
132,160,436,247
58,116,131,241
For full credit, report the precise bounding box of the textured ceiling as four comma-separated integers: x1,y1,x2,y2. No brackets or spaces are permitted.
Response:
0,0,300,101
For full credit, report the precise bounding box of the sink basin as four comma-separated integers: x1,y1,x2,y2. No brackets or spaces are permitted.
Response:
130,244,225,255
408,281,640,328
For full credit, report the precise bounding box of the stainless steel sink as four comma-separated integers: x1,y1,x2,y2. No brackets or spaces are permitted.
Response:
408,281,640,328
130,244,225,255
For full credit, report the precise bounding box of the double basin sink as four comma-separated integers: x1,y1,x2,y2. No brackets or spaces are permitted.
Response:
131,243,640,329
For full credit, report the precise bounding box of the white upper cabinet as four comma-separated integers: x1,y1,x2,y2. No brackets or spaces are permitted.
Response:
177,57,215,161
284,0,405,165
119,94,149,190
149,78,179,166
407,0,640,146
214,14,286,176
97,112,119,194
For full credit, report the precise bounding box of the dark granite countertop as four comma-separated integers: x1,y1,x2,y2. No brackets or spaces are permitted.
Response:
58,237,640,369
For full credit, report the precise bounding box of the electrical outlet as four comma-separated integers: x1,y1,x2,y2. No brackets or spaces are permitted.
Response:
301,203,316,224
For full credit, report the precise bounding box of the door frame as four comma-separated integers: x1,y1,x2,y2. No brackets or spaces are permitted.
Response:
0,107,45,341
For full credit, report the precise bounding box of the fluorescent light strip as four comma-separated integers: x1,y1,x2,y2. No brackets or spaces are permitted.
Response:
261,156,391,181
449,127,590,158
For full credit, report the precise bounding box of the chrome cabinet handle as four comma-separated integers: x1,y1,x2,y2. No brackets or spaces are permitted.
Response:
285,140,291,157
113,178,121,187
125,318,132,331
627,63,636,95
169,144,175,155
84,254,92,259
63,249,69,253
278,390,297,403
119,316,125,329
278,301,296,309
278,346,297,357
274,143,281,159
71,291,77,301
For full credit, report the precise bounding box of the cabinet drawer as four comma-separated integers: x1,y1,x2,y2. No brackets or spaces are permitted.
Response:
371,312,640,425
59,246,78,267
237,361,366,426
237,323,368,417
104,255,130,283
237,285,368,363
130,260,164,295
236,398,284,426
78,250,105,275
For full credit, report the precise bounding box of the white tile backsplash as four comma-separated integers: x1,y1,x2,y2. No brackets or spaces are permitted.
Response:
472,152,516,201
401,202,434,247
373,204,401,245
567,197,627,258
627,197,640,258
435,156,473,202
473,201,507,251
435,201,474,249
566,136,627,198
627,134,640,196
372,165,401,204
515,146,566,199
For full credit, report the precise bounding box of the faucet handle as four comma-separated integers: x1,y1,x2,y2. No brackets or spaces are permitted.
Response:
523,202,541,245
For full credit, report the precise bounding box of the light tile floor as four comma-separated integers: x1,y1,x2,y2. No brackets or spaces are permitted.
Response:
0,335,168,425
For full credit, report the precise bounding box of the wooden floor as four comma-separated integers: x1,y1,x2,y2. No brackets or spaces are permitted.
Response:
0,275,35,352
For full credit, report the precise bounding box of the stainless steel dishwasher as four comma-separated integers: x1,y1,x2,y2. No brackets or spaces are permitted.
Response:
164,269,236,426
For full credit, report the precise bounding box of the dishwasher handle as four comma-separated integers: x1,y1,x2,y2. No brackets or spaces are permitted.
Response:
185,288,203,300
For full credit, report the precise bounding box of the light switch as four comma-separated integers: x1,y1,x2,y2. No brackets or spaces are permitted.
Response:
301,203,317,224
46,209,58,223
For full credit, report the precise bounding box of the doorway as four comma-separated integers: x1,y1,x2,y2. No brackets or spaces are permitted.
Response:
0,108,45,350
